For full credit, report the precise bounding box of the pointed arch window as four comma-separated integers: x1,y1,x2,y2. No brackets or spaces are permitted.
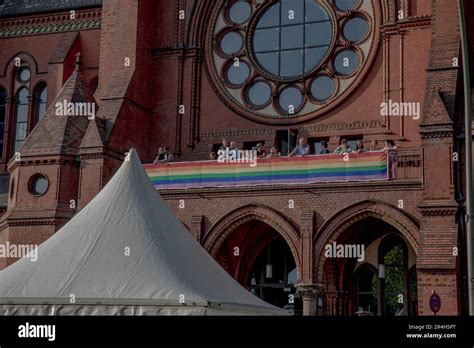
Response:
0,88,6,157
13,87,29,154
355,264,378,315
35,84,47,122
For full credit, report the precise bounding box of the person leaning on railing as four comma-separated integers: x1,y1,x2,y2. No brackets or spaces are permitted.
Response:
254,143,267,158
153,147,165,164
383,139,397,180
266,146,281,158
319,140,330,154
209,151,217,160
334,139,352,154
154,146,174,164
289,138,310,157
368,139,380,151
355,140,365,153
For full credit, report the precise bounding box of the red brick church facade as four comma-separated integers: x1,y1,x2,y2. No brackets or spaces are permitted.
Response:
0,0,472,316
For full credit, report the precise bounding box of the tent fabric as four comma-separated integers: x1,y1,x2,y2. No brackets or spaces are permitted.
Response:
0,149,288,315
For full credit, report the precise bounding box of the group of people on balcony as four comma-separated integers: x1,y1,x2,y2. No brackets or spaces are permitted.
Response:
152,138,398,179
208,139,282,160
152,146,174,164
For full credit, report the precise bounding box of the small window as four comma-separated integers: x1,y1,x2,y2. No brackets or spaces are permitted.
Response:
279,86,304,114
228,1,252,25
226,60,250,85
220,31,244,56
275,129,298,156
10,178,14,200
310,75,336,102
13,87,29,154
29,174,49,196
356,265,378,315
36,85,47,122
247,81,272,107
334,50,360,76
17,67,30,83
343,16,369,43
334,0,360,12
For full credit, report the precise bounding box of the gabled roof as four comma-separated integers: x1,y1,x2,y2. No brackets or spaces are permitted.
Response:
80,116,105,148
0,149,285,315
19,67,95,157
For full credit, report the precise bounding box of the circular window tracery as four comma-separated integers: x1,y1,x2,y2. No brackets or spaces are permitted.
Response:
229,1,252,24
207,0,378,124
226,60,250,85
247,81,272,108
220,31,244,55
253,1,332,78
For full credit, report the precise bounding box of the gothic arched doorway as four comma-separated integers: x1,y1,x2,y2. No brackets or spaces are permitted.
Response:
211,219,302,313
317,216,418,316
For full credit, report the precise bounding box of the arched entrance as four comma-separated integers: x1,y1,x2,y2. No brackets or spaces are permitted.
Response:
315,201,419,316
247,236,297,308
203,205,302,312
351,231,417,316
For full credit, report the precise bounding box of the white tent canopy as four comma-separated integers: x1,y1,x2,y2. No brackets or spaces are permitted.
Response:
0,149,288,315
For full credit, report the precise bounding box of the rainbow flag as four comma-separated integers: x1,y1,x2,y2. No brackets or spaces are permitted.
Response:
144,151,388,190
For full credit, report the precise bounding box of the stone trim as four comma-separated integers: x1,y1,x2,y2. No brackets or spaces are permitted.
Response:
0,10,101,38
200,129,276,139
418,204,458,217
301,120,383,132
8,158,78,173
380,15,431,33
420,130,454,139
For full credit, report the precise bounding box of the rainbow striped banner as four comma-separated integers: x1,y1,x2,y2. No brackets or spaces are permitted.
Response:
144,152,388,190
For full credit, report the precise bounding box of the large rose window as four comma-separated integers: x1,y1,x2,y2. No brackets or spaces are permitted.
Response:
206,0,379,124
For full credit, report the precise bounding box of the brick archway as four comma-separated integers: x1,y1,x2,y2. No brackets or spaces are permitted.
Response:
202,204,301,276
314,199,420,284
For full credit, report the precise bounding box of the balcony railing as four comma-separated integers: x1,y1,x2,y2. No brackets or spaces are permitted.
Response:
144,151,390,190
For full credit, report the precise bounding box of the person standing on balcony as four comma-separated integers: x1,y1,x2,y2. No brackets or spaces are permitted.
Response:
320,140,330,154
229,141,240,161
255,143,267,158
153,147,165,164
368,140,380,151
383,139,397,180
289,138,310,157
355,140,365,153
209,151,217,160
267,146,281,158
334,139,352,154
220,138,230,152
157,146,174,163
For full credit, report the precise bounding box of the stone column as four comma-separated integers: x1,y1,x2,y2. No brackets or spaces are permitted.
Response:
297,283,323,316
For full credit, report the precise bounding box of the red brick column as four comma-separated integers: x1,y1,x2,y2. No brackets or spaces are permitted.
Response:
300,211,314,283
